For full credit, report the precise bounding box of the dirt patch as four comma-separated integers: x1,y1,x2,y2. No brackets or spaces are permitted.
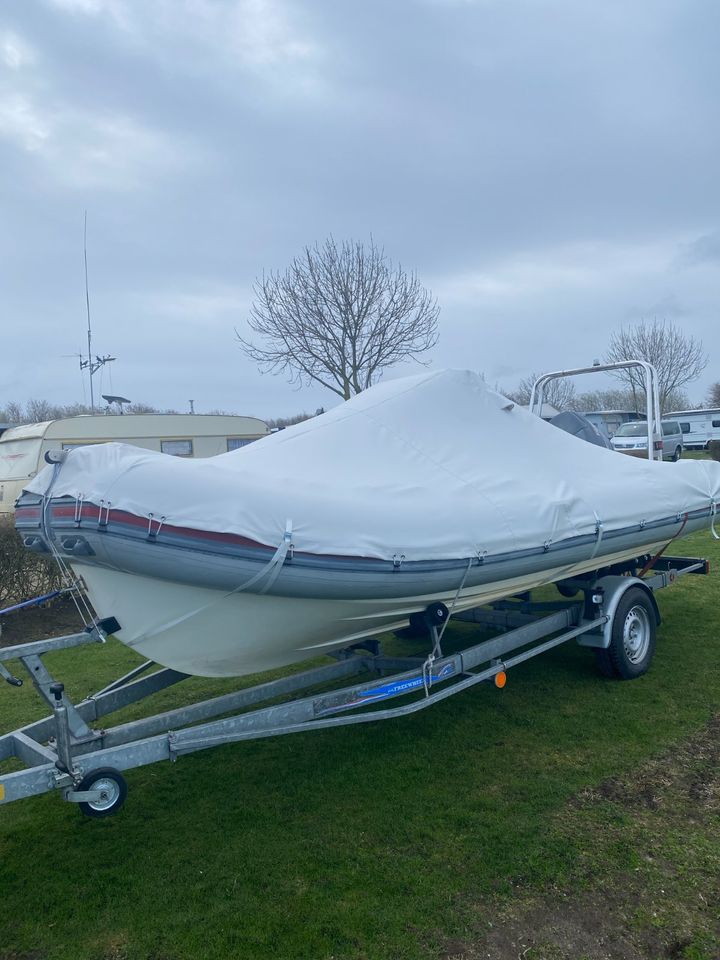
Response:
442,891,656,960
0,953,46,960
576,715,720,819
441,887,701,960
0,596,86,647
438,717,720,960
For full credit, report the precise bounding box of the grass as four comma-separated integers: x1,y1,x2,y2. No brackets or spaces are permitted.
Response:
0,530,719,959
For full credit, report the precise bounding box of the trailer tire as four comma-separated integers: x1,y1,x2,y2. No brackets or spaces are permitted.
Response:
594,648,617,677
606,587,656,679
77,768,127,818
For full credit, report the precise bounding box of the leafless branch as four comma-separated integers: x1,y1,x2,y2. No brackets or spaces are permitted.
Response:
707,381,720,408
506,373,576,411
237,238,440,399
604,318,707,414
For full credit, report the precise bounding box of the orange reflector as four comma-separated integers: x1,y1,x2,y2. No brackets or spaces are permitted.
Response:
494,671,507,689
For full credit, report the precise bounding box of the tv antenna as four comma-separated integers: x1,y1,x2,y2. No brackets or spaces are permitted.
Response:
79,211,115,412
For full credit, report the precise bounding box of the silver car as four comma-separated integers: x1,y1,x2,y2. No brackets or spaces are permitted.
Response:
610,420,684,461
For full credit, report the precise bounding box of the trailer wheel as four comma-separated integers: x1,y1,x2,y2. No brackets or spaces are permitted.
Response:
605,587,657,679
594,648,617,677
76,768,127,818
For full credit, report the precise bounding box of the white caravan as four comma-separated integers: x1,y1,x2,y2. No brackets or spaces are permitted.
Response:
666,409,720,451
0,413,269,514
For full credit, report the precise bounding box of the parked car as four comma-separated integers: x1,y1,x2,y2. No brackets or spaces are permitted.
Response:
610,420,684,461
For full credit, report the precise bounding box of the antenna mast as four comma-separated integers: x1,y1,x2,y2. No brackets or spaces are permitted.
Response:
79,211,115,412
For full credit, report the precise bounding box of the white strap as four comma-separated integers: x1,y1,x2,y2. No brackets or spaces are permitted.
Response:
589,512,604,560
143,520,294,640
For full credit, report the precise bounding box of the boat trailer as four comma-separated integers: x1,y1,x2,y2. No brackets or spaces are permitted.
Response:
0,554,709,817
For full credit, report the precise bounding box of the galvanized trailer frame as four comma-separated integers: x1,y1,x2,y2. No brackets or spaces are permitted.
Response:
0,554,709,817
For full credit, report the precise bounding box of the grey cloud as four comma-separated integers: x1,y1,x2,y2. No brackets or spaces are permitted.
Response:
678,231,720,267
623,293,689,321
1,0,719,416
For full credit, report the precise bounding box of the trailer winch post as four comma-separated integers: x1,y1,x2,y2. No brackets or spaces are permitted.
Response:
49,683,75,774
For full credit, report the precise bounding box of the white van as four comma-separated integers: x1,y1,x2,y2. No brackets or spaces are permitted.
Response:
610,420,684,461
0,413,269,514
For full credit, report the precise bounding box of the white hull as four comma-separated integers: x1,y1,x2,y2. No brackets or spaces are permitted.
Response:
74,538,668,677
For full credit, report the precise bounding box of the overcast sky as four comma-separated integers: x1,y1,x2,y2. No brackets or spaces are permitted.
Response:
1,0,718,418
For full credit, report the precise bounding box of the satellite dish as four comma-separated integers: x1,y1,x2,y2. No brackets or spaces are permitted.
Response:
102,394,132,414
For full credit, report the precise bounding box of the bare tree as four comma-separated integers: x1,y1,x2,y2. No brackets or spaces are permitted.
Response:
707,382,720,408
0,399,172,425
571,386,690,414
604,319,707,413
265,408,325,431
2,401,23,424
570,387,638,412
506,372,576,411
237,238,440,400
25,399,56,423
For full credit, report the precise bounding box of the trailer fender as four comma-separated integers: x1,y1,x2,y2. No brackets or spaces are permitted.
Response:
577,576,660,649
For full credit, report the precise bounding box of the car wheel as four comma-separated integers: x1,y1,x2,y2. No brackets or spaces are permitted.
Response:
672,447,681,462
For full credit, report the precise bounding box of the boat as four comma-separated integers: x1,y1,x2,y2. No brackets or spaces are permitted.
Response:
14,369,720,678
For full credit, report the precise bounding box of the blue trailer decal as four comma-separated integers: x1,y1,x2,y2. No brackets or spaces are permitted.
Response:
316,662,456,716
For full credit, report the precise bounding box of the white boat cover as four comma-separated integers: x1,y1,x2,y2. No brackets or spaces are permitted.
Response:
25,369,720,561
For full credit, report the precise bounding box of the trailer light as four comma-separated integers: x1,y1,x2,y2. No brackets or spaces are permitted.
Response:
494,671,507,689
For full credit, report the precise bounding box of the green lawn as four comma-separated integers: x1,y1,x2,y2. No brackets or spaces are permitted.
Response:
1,530,719,960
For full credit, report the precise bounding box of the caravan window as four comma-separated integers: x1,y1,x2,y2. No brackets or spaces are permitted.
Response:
713,420,720,428
161,439,193,457
227,438,252,451
679,423,691,434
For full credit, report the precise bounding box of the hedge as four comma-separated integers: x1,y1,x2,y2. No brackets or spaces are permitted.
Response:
0,517,63,608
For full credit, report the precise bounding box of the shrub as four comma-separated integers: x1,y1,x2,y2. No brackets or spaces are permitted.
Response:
709,440,720,462
0,517,63,609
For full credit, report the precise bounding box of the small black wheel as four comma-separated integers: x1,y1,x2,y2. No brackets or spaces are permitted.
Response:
672,447,681,462
423,602,449,629
605,587,657,680
76,767,127,818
